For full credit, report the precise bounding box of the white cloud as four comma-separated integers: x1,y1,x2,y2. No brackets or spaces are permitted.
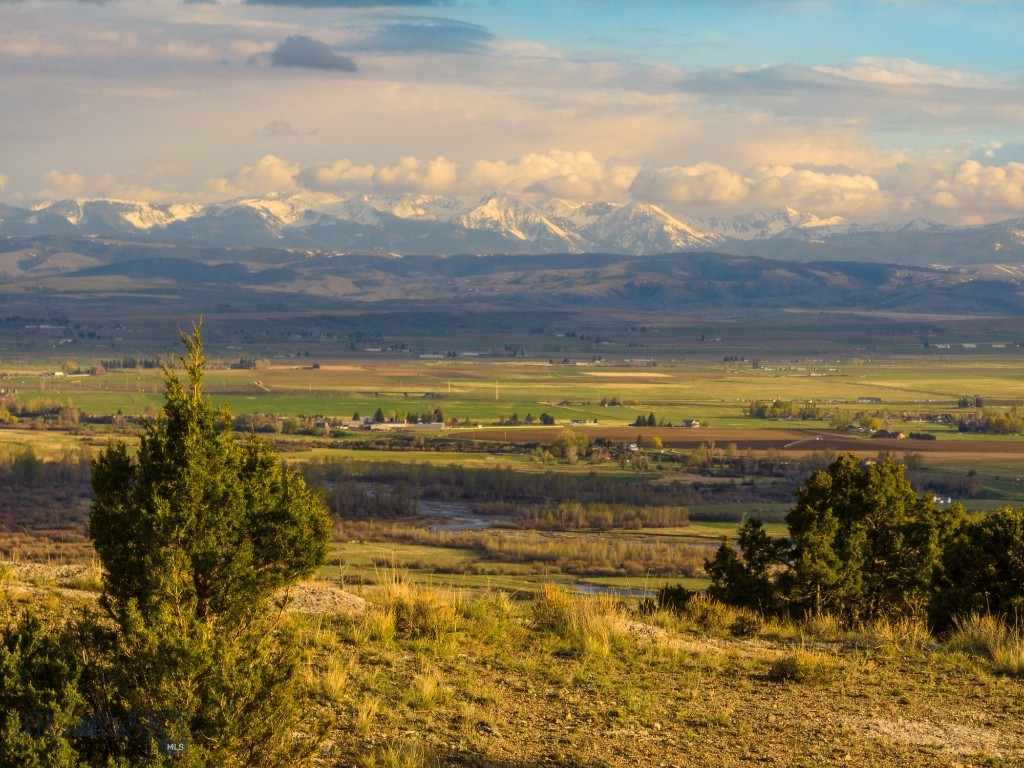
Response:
25,149,1024,228
307,159,376,190
467,150,637,201
628,163,749,206
629,162,882,215
203,154,299,198
747,165,881,211
41,170,87,199
813,57,998,89
301,150,638,201
92,173,175,204
373,156,457,192
927,160,1024,213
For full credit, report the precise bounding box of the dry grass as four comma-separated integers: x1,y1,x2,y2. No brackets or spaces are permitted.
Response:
320,655,351,704
531,584,631,660
679,593,738,635
853,615,933,653
372,572,460,642
946,614,1024,676
404,665,451,711
356,741,440,768
353,694,381,734
9,568,1024,767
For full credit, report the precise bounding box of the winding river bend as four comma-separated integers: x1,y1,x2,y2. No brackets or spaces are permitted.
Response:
415,497,656,599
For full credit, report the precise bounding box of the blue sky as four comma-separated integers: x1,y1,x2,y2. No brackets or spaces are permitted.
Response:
462,1,1021,73
0,0,1022,223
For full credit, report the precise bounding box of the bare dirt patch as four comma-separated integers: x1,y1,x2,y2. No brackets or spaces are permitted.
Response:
849,716,1014,758
282,580,368,615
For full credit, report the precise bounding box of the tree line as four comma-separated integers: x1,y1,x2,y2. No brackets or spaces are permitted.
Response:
704,454,1024,631
303,457,698,509
510,499,689,530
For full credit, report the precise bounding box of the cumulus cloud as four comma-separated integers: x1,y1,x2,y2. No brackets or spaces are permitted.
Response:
204,154,299,198
747,165,881,211
927,160,1024,214
42,170,87,199
305,158,375,190
629,163,749,206
373,155,457,192
629,162,882,215
91,174,175,203
269,35,357,71
301,150,636,200
467,150,636,201
127,147,1022,225
351,17,494,55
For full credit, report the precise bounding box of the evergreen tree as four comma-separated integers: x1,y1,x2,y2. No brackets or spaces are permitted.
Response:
90,323,330,628
9,321,334,767
930,505,1024,631
705,519,788,613
784,454,951,621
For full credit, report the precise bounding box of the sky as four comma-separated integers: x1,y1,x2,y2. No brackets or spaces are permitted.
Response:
1,0,1023,224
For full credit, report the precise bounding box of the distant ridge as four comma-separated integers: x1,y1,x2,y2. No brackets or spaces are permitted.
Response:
2,193,1023,264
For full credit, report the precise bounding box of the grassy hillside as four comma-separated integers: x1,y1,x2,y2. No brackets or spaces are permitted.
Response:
4,565,1022,767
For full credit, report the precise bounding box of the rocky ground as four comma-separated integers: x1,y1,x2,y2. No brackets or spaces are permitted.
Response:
4,564,1022,768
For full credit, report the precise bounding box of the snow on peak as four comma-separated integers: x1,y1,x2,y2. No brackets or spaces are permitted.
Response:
368,193,467,221
457,194,580,248
585,202,722,252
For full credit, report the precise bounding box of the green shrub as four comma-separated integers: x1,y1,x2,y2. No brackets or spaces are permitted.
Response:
0,614,82,768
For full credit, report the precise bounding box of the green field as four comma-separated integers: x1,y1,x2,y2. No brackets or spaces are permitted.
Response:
5,350,1024,593
10,355,1024,423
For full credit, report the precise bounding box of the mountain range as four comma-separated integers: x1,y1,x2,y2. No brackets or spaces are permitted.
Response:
1,193,1023,265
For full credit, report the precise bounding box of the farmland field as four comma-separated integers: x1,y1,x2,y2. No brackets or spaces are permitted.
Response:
4,343,1024,594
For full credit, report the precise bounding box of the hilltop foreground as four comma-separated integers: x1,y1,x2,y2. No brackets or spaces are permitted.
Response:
3,563,1021,768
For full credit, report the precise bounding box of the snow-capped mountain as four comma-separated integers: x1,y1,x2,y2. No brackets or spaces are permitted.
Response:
583,202,723,252
540,199,619,230
2,193,1023,263
861,217,952,234
365,193,468,221
454,194,588,253
21,199,195,236
690,208,854,241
